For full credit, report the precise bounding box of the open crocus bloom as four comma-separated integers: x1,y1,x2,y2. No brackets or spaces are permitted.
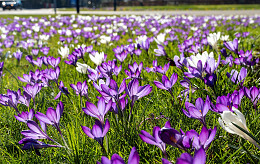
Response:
58,46,69,58
76,62,91,74
154,33,166,45
187,51,214,69
218,107,260,149
90,51,105,66
207,32,221,50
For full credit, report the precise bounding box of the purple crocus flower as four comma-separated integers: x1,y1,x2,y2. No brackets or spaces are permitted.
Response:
42,56,49,66
134,49,142,57
35,101,64,134
118,96,128,111
44,67,60,83
212,89,244,113
85,45,93,53
145,59,157,73
40,47,50,55
65,54,78,66
97,147,139,164
191,126,217,150
14,108,34,123
174,54,188,69
125,78,152,107
21,120,53,141
55,81,70,100
47,56,61,69
226,67,247,85
221,55,233,67
26,55,34,66
31,49,39,56
88,68,102,82
231,89,245,108
99,79,126,102
242,32,250,37
176,148,206,164
18,70,38,85
244,86,260,109
127,44,135,56
204,73,217,88
154,73,178,96
13,50,23,62
73,46,86,60
0,89,21,114
139,126,166,157
32,57,43,68
154,45,166,56
81,119,110,147
113,45,125,54
220,48,228,57
205,55,221,75
139,39,151,52
158,121,186,150
113,64,122,76
224,38,238,54
156,62,170,74
235,50,259,66
19,138,61,152
4,40,13,48
23,83,42,102
98,60,121,78
125,78,152,121
70,81,89,98
115,51,127,63
82,97,112,124
182,96,211,127
19,91,31,107
125,62,143,79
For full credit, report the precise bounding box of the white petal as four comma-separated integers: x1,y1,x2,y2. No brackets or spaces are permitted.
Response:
232,107,248,131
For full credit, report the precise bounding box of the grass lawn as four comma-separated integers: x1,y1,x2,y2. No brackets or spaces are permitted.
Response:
58,4,260,11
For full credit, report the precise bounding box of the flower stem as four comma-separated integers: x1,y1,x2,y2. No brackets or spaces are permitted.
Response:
128,101,134,123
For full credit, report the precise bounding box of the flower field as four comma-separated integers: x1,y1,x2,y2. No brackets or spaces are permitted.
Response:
0,14,260,163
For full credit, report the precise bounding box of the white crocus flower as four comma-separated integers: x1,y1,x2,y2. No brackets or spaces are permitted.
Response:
219,107,260,149
221,35,229,41
136,35,148,45
207,32,221,50
66,30,72,36
154,33,166,45
58,46,70,59
100,35,111,44
76,62,91,74
84,27,92,32
39,34,50,41
164,29,171,33
150,28,156,32
1,34,7,39
187,51,214,68
27,30,32,35
32,25,40,32
190,26,198,31
89,51,105,66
